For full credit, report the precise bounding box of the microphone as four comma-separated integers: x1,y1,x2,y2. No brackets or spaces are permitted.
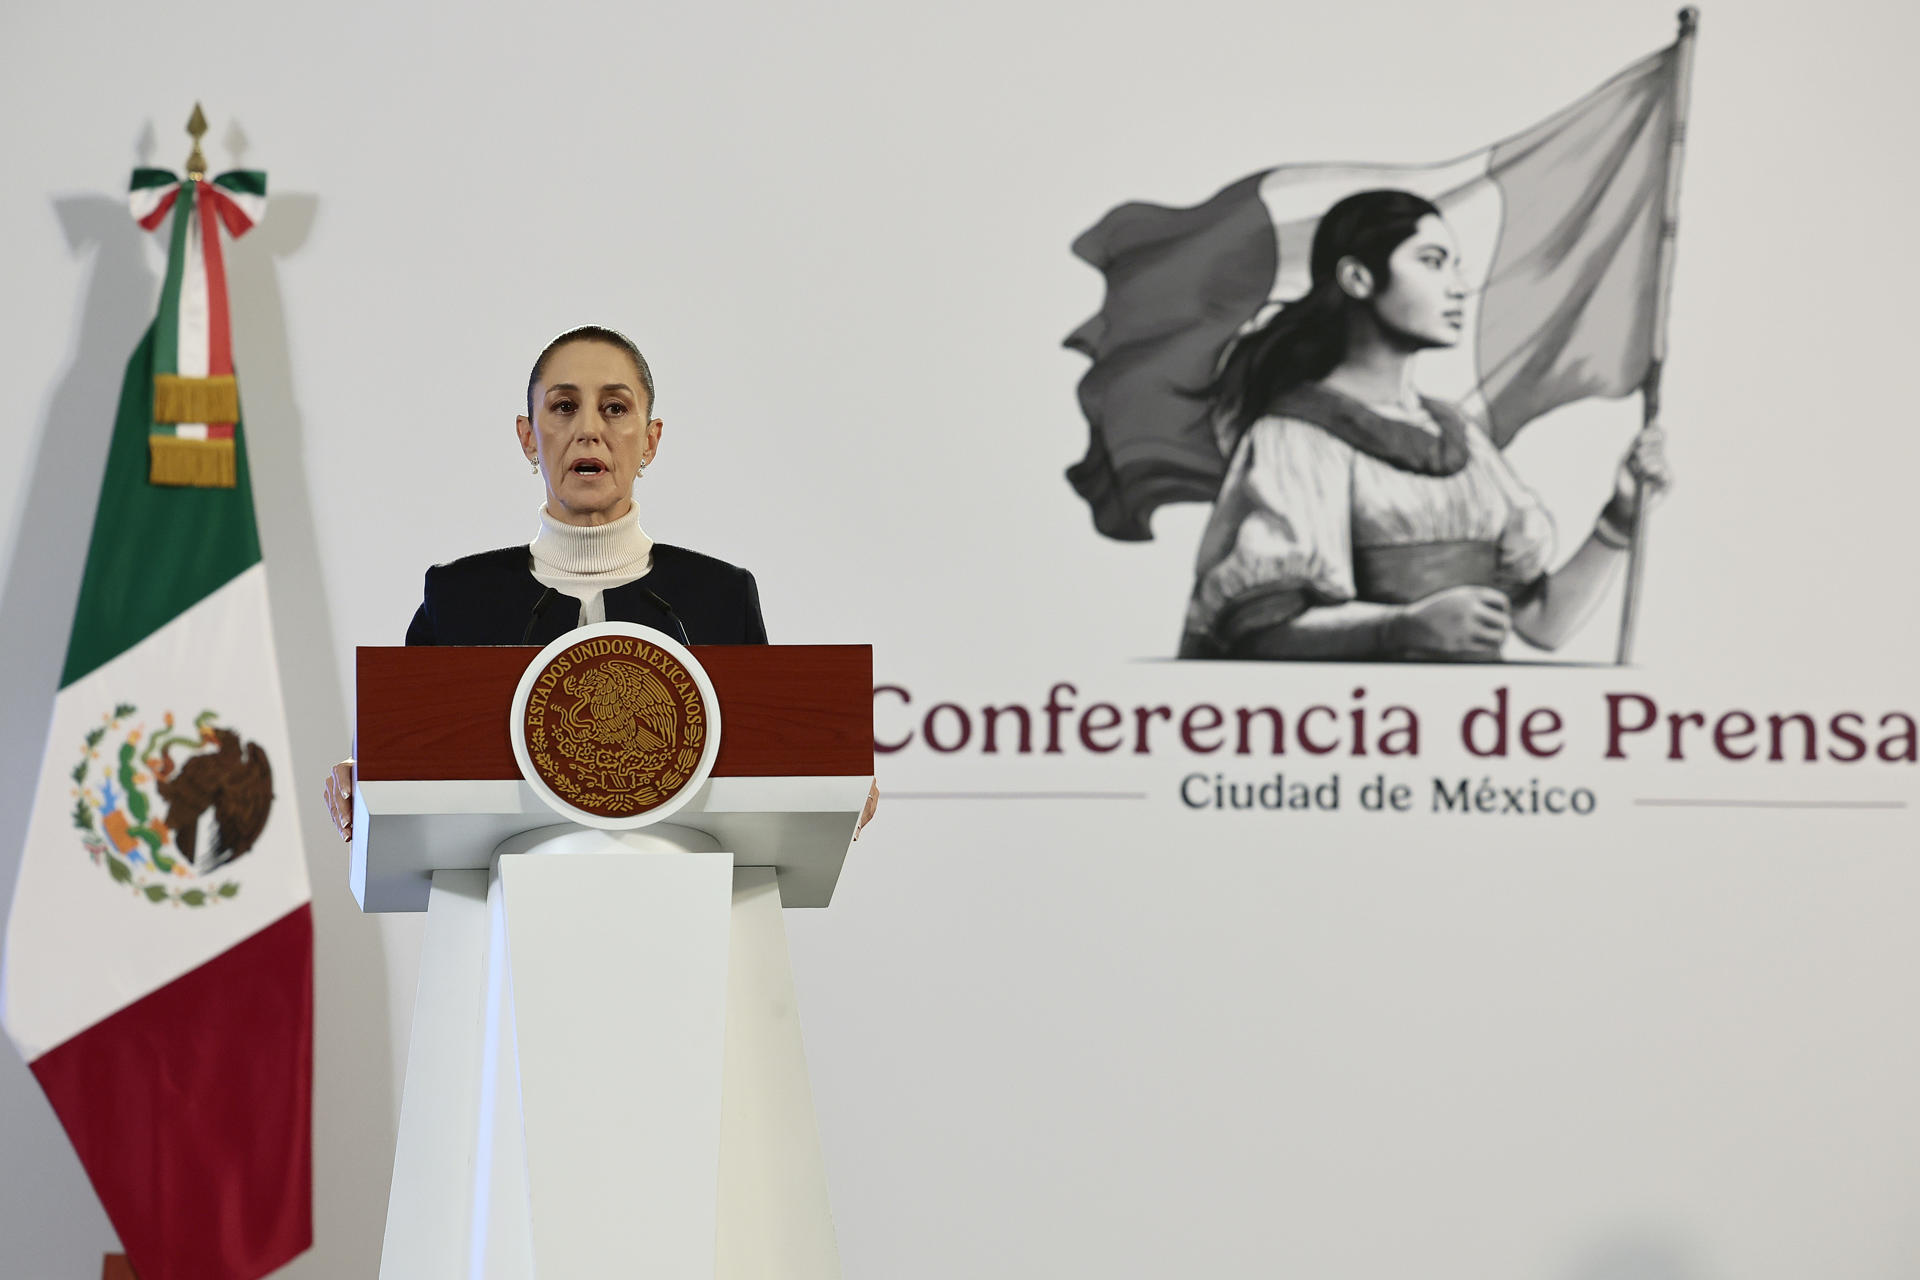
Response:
636,586,691,646
522,586,560,644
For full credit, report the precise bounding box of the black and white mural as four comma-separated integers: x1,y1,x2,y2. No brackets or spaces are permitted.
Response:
1067,19,1692,663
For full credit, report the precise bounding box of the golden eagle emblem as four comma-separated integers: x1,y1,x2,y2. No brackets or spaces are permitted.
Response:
521,635,709,820
556,660,679,765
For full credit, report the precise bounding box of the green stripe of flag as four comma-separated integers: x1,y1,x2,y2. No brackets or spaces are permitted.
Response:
61,326,262,687
130,168,178,191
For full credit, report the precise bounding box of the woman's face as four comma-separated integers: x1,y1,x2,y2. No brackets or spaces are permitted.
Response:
1370,214,1469,349
516,340,661,527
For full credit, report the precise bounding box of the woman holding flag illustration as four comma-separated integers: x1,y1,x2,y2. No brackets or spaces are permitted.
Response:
1178,189,1671,661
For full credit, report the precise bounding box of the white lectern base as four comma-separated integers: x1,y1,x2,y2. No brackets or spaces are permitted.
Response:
379,825,840,1279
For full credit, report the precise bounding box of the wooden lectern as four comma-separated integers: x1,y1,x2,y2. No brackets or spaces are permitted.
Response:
351,638,872,1280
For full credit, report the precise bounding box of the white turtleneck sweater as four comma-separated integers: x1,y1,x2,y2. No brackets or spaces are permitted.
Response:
528,504,655,627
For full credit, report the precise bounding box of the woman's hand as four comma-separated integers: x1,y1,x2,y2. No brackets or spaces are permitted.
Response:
853,781,880,841
321,759,354,844
1395,586,1511,656
1593,423,1673,550
1609,422,1674,518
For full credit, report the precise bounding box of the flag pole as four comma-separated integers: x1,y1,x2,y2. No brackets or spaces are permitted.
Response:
1615,6,1699,666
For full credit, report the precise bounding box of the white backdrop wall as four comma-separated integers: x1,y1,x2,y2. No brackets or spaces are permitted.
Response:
3,1,1918,1276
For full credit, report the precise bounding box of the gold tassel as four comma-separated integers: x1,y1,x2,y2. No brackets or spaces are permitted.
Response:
153,374,239,424
149,437,236,489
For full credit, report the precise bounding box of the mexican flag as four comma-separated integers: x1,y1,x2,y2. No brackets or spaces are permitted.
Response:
1066,23,1692,541
0,163,312,1279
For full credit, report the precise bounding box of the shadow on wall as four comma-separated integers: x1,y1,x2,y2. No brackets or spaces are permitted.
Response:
0,146,399,1274
221,168,402,1279
0,190,150,1279
1566,1233,1701,1280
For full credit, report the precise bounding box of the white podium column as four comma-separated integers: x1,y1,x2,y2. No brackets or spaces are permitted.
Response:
379,825,842,1280
717,867,842,1279
496,828,735,1277
380,869,491,1279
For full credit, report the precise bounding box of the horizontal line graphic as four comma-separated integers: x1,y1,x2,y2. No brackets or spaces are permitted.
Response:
1633,798,1907,811
887,791,1149,801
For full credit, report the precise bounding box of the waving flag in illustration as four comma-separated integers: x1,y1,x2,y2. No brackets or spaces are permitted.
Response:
1066,18,1695,547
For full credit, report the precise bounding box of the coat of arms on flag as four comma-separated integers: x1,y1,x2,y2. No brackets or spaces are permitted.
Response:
0,106,312,1280
72,705,273,906
1065,11,1697,665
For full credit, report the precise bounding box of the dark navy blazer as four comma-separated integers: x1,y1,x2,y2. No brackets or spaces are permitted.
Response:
404,543,768,646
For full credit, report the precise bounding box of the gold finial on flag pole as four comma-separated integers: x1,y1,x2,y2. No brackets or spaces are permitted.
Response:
184,103,209,181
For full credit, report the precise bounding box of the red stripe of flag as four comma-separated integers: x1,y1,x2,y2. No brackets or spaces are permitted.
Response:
198,184,234,381
31,905,314,1280
136,186,181,232
204,184,258,239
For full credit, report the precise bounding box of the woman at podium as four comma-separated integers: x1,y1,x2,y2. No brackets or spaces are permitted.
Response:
322,325,801,841
404,325,769,647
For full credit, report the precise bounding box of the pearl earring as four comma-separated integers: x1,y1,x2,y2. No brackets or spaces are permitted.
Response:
529,459,539,474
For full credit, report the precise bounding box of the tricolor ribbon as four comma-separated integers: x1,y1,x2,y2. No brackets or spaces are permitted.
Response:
129,166,267,488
